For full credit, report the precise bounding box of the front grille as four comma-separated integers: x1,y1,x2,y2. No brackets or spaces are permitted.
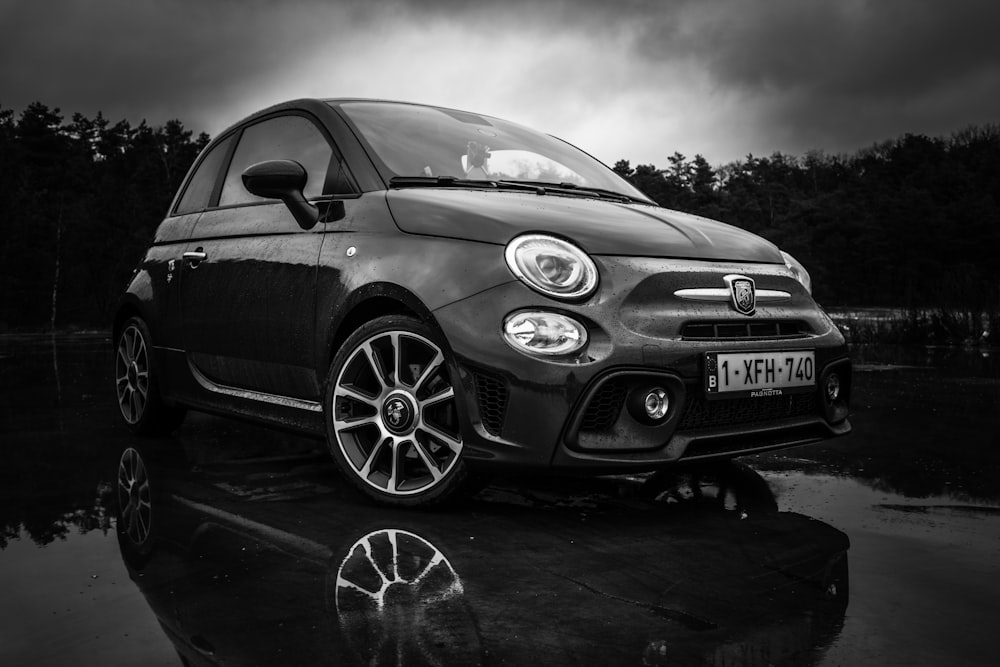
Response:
681,320,811,340
579,380,628,432
677,391,817,432
473,371,508,437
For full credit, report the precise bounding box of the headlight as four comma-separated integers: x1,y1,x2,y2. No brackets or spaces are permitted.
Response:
504,234,598,300
780,250,812,294
503,311,588,356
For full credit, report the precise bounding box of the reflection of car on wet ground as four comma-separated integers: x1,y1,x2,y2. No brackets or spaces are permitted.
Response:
115,445,849,666
113,99,852,506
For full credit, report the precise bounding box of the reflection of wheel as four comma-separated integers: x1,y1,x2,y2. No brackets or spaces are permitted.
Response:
115,317,185,434
325,316,473,506
333,528,478,665
116,446,154,563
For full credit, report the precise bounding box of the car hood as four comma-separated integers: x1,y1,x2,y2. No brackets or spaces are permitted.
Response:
385,189,783,262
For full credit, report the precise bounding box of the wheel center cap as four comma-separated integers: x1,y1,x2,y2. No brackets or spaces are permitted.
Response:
127,362,138,388
382,393,416,435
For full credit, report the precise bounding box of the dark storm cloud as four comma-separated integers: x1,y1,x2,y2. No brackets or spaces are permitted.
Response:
629,0,1000,153
0,0,344,128
2,0,998,161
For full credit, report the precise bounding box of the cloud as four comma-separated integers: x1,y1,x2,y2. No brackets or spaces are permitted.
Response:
631,0,1000,155
2,0,998,165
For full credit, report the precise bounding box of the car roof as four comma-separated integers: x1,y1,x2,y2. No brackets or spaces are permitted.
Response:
221,98,507,136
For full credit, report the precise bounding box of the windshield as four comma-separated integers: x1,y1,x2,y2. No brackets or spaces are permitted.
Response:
335,101,651,202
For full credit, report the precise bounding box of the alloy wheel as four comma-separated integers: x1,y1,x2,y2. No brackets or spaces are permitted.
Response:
117,447,152,547
115,324,149,424
332,330,463,497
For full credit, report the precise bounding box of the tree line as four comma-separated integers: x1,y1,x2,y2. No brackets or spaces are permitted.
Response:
0,102,208,331
1,102,998,331
613,130,1000,312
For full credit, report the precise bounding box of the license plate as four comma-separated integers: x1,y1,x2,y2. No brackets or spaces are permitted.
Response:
705,350,815,399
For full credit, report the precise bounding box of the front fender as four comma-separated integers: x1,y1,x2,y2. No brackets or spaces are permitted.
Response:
315,228,515,370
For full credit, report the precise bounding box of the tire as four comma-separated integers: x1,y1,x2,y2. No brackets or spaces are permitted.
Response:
114,316,186,435
324,315,476,507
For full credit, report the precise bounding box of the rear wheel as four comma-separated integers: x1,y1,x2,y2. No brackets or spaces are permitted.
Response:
325,315,474,507
115,317,185,435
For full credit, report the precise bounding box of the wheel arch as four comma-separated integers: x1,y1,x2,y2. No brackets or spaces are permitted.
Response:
323,282,442,373
112,295,146,346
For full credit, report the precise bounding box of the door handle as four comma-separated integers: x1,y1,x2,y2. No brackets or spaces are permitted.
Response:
182,249,207,267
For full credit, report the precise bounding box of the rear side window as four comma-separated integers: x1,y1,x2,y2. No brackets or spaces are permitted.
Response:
175,134,234,215
219,115,334,207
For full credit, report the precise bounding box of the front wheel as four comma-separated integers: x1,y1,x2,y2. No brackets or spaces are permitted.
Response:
324,316,475,507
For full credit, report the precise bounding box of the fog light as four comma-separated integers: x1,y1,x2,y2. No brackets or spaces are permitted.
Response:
643,388,669,420
825,373,841,403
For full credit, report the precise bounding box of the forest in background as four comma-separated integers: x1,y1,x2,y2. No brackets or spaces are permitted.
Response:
1,102,998,339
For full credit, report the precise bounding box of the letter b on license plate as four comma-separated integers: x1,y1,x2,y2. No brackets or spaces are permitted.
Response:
705,350,815,399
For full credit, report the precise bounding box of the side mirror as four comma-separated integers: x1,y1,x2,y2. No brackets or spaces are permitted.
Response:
241,160,319,230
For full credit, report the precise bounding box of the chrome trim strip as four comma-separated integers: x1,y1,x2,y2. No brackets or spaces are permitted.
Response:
188,360,323,412
757,290,792,302
674,288,730,301
674,288,791,303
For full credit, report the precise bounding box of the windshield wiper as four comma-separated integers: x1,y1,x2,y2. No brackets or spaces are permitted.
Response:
495,180,646,204
389,175,498,189
389,176,651,205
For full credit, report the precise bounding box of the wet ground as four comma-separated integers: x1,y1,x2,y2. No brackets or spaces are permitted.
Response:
1,336,998,666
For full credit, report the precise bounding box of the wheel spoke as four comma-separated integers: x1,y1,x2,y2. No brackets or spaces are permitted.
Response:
421,385,454,409
360,342,388,391
136,508,149,540
334,414,379,431
127,329,137,361
418,423,462,454
358,538,391,586
412,352,443,393
120,387,132,421
410,551,446,587
388,530,401,582
413,439,444,481
117,345,129,367
337,576,381,599
386,440,401,492
335,385,378,408
389,332,402,388
358,436,391,479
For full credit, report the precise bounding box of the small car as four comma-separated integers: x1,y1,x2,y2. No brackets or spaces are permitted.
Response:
114,99,851,506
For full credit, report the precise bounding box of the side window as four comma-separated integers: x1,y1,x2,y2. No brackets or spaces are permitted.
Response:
175,134,235,215
219,115,334,207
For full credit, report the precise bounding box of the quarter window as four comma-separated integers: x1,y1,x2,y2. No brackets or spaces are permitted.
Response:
219,115,334,207
175,134,235,215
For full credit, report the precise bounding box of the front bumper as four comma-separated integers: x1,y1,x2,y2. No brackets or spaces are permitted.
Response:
433,257,852,472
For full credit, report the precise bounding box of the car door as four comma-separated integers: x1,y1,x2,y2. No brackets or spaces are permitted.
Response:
179,112,345,401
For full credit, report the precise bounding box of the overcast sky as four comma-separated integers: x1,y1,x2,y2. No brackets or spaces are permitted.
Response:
2,0,998,166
